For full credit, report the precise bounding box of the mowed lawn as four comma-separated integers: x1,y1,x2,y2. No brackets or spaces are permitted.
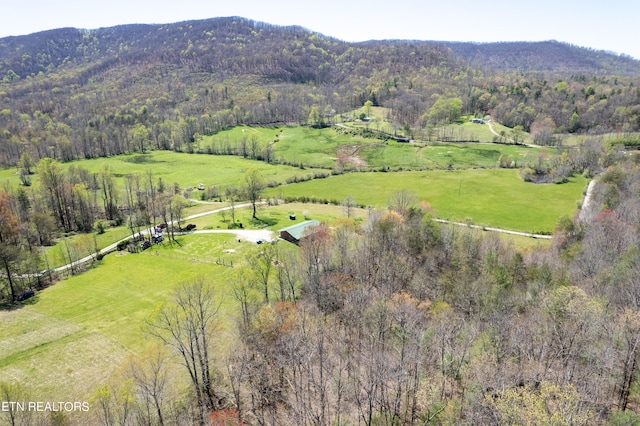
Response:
268,169,588,233
0,233,246,402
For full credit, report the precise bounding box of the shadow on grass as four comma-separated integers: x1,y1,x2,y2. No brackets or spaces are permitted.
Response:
251,217,278,227
122,154,161,164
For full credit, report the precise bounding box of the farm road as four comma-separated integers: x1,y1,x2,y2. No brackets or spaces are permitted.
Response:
434,219,552,239
486,119,539,148
50,183,599,275
53,202,272,274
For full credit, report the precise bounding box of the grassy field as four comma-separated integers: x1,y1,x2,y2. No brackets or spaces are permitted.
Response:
0,150,314,189
344,107,532,143
359,140,546,169
200,124,384,168
199,123,546,170
187,201,369,232
0,124,547,192
0,233,249,402
267,169,588,234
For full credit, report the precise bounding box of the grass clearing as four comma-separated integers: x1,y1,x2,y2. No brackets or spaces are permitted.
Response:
202,124,552,170
360,140,547,169
201,124,385,168
268,169,588,233
188,202,368,232
1,332,130,401
498,233,552,251
0,233,251,401
0,150,313,189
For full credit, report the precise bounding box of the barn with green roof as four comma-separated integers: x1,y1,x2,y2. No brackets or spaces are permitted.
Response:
278,220,321,245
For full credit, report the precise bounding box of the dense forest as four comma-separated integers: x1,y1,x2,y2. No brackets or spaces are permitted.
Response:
1,17,640,167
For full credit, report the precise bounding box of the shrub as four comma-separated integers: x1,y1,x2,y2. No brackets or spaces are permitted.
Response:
519,167,536,182
94,220,107,234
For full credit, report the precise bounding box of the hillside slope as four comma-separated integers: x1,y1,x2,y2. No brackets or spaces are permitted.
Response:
435,40,639,75
1,17,639,167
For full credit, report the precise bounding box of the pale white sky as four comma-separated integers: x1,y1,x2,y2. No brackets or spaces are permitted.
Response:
2,0,639,59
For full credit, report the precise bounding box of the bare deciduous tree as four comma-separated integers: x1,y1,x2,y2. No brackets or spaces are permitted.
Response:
125,345,170,426
147,278,226,425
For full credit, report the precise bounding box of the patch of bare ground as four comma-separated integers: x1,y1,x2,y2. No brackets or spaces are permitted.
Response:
335,143,381,169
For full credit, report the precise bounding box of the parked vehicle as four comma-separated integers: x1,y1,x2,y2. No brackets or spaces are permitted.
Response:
17,290,35,301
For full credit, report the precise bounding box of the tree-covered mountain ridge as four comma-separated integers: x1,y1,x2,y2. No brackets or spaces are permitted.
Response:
1,17,639,166
436,39,640,74
2,18,639,79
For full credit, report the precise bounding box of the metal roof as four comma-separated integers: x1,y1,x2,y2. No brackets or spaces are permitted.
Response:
278,220,320,240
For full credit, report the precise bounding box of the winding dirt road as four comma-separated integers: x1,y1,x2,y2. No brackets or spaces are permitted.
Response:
52,203,273,274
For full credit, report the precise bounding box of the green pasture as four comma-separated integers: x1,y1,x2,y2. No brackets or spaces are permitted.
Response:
201,124,384,168
69,151,309,189
0,150,311,189
359,140,546,169
0,124,549,192
460,121,507,141
202,124,549,170
559,132,639,147
267,169,588,234
188,202,368,232
343,107,531,144
502,233,552,251
0,233,250,401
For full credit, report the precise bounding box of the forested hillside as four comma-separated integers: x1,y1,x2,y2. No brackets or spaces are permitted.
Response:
1,17,639,167
437,40,640,74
